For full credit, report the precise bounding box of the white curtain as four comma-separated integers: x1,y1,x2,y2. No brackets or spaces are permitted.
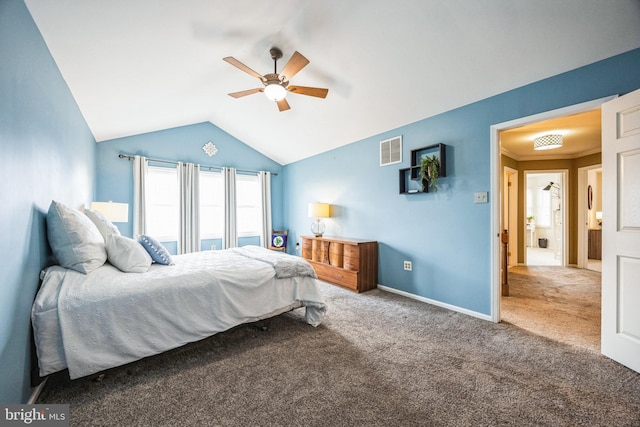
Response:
223,167,237,249
258,171,272,248
178,162,200,254
132,155,147,237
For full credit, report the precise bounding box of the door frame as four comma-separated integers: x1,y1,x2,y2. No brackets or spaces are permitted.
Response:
503,166,518,267
489,95,616,323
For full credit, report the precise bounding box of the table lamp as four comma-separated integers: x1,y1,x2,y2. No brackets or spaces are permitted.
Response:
308,202,331,237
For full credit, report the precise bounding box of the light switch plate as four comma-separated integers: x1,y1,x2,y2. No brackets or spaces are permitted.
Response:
474,192,488,204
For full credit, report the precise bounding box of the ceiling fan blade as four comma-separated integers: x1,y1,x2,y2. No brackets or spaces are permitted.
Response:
279,51,309,81
287,85,329,98
228,88,263,98
276,98,291,112
223,56,266,81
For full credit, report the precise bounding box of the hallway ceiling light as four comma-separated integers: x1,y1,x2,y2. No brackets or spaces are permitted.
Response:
533,134,563,150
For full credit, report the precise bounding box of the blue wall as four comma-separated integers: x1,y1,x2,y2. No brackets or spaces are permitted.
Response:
282,48,640,317
95,121,284,249
0,0,96,403
3,0,638,403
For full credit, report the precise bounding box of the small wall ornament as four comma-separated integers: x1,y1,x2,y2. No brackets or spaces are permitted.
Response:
202,141,219,157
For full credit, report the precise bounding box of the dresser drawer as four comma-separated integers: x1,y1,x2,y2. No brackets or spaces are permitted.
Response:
309,261,358,291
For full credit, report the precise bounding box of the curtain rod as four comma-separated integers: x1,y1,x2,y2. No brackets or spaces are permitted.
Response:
118,154,278,176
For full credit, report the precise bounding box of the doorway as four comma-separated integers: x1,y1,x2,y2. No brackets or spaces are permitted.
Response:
524,171,566,267
577,165,603,272
490,96,614,327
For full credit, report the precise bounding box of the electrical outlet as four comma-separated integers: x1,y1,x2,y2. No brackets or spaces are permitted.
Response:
474,192,488,204
404,261,412,271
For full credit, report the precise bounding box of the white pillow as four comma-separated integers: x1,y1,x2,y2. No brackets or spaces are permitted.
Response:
84,208,121,240
47,200,107,274
105,234,152,273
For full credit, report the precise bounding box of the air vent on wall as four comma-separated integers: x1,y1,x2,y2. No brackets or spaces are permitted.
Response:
380,136,402,166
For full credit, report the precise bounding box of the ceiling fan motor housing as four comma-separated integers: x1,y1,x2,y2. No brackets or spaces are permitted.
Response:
263,73,288,87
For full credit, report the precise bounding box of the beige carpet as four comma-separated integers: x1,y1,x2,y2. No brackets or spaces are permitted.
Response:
37,279,640,426
501,266,601,353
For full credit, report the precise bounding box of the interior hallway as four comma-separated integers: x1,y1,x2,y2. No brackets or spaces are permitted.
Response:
501,266,601,353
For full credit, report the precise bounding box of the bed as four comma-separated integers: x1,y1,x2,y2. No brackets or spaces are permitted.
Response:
31,201,327,380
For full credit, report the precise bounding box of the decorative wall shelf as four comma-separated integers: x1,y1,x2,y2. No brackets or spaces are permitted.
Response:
398,167,422,194
399,143,447,194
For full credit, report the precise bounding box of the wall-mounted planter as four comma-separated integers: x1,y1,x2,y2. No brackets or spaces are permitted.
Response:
399,143,447,194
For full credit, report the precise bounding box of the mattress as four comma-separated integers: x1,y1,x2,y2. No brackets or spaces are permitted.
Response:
31,246,327,379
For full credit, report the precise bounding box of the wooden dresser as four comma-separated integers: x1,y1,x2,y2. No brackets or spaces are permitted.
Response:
301,236,378,293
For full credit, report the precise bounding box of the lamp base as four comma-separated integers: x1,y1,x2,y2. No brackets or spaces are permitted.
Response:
311,219,326,238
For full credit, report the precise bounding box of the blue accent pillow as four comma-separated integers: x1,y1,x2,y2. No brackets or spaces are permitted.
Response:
137,235,174,265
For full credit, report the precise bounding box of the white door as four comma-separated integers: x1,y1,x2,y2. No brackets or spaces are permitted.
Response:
601,88,640,373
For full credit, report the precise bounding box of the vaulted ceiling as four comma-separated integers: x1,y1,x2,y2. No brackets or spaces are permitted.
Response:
24,0,640,165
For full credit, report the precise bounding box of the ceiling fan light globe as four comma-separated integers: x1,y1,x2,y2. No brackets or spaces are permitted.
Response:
264,83,287,101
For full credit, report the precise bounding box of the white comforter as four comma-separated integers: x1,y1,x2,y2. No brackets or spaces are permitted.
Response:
32,246,327,379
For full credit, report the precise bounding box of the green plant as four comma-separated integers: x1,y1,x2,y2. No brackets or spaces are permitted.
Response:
419,155,440,192
526,215,534,223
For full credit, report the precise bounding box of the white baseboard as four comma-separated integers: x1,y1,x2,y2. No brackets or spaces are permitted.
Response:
27,378,48,404
377,285,492,322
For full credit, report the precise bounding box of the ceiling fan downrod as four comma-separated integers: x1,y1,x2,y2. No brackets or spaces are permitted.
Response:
270,47,283,75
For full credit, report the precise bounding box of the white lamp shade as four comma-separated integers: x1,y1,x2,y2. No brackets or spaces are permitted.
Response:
264,83,287,101
91,201,129,223
308,202,331,218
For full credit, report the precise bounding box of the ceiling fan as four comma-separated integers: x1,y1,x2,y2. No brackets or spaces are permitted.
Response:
223,47,328,112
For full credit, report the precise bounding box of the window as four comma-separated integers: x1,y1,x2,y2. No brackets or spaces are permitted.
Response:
526,189,533,220
145,166,179,241
236,174,262,237
199,170,224,239
141,166,265,244
536,189,551,227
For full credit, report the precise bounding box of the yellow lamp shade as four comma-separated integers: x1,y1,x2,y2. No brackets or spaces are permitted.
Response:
308,202,331,218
